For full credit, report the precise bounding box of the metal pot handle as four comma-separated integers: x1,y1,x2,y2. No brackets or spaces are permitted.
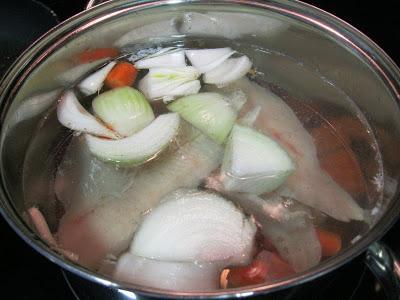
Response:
366,242,400,300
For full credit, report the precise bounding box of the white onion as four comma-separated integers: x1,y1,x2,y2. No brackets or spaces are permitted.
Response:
203,56,252,86
57,131,223,268
135,49,186,69
78,62,116,96
131,189,256,265
167,93,237,144
138,67,200,100
185,48,235,73
92,87,154,137
114,253,222,291
85,113,180,166
57,90,118,139
221,124,295,194
228,78,364,222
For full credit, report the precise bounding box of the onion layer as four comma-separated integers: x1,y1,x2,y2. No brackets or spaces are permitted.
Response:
57,90,118,139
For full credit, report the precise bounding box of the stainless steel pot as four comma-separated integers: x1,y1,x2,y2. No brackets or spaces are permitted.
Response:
1,0,400,298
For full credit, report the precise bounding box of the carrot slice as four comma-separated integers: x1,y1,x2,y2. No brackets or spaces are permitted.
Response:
227,259,268,288
316,228,342,257
105,62,138,89
226,251,294,288
77,48,119,63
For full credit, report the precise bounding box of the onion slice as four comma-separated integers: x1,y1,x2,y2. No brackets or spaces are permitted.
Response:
92,87,154,137
85,113,180,166
203,56,252,86
138,67,200,101
135,49,186,69
221,124,295,194
78,62,116,96
167,93,237,144
57,90,119,139
131,189,256,265
114,253,223,291
185,48,235,73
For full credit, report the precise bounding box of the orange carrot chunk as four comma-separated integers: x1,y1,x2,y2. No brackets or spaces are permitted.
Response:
226,251,294,288
227,259,268,288
316,228,342,257
77,48,119,63
105,62,138,89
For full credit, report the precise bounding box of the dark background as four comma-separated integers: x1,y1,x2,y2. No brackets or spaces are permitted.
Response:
0,0,399,299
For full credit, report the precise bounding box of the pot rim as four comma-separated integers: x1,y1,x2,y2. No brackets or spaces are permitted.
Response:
0,0,400,298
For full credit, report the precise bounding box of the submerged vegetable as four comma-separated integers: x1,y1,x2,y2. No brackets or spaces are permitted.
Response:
131,189,256,265
226,250,294,288
316,229,342,257
138,67,200,101
221,124,295,194
76,48,119,63
167,93,237,144
203,56,252,86
114,253,223,291
185,48,235,73
85,113,180,166
57,130,223,268
135,49,186,69
92,87,154,137
78,62,117,95
228,78,364,222
57,90,119,139
105,62,138,89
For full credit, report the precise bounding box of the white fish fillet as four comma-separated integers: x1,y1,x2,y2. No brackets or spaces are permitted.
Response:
179,12,288,39
229,78,364,222
57,130,223,268
231,193,321,272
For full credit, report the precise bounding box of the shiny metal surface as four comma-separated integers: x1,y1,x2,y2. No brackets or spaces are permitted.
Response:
366,242,400,300
0,0,400,298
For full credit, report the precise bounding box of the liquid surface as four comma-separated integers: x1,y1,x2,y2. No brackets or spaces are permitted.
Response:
22,38,383,290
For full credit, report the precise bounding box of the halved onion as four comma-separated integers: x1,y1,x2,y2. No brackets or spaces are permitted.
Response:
167,93,237,144
78,62,116,96
185,48,235,73
114,253,223,291
135,49,186,69
57,90,119,139
203,56,252,86
138,67,200,100
131,189,256,265
85,113,180,166
92,87,154,137
221,124,295,194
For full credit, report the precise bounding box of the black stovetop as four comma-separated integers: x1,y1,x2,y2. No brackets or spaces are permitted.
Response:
0,1,399,299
